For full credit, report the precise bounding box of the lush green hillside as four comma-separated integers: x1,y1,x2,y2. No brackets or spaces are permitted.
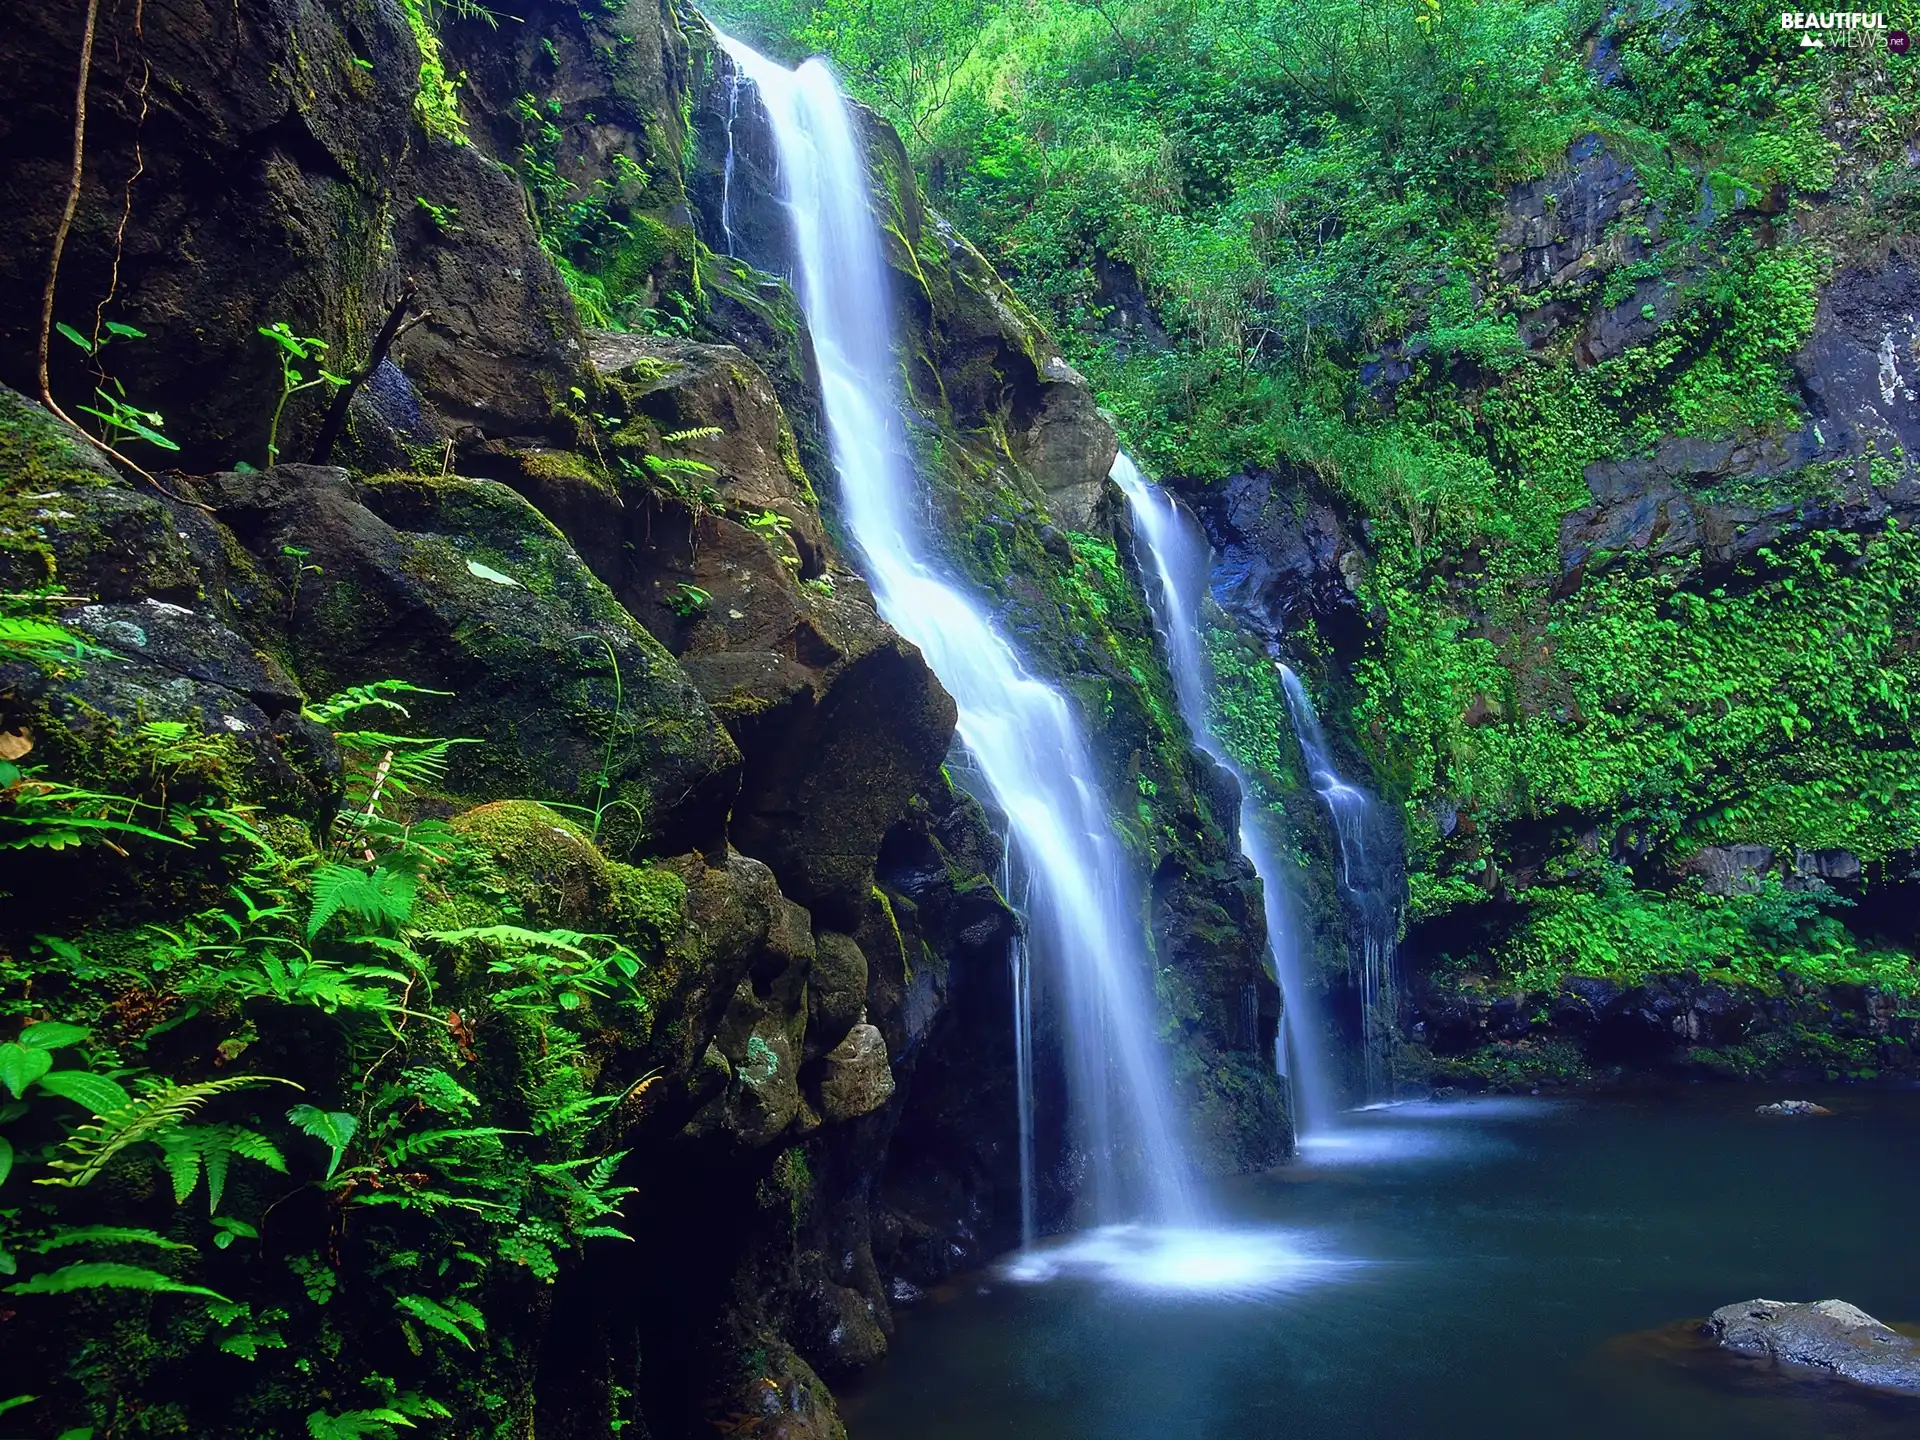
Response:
725,0,1920,1000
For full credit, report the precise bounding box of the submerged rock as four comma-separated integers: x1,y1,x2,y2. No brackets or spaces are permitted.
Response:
1704,1299,1920,1393
1755,1100,1834,1116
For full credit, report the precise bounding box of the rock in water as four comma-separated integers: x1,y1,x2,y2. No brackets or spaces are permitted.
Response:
1704,1300,1920,1392
1755,1100,1834,1116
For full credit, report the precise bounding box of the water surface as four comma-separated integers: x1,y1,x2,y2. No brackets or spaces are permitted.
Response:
845,1090,1920,1438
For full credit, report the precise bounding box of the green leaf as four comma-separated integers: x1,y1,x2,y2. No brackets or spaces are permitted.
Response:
465,559,521,587
6,1262,227,1300
288,1104,358,1180
0,1395,32,1417
394,1292,484,1348
18,1022,89,1050
0,1135,11,1188
103,320,147,339
34,1226,194,1253
55,321,95,354
33,1070,132,1116
308,865,417,937
0,1044,51,1098
59,1427,98,1438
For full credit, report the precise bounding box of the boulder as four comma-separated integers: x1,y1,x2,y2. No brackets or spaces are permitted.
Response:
192,463,741,855
1705,1299,1920,1392
818,1023,895,1122
1755,1100,1833,1116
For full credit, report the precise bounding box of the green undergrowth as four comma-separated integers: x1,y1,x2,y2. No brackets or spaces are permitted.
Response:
1,622,681,1436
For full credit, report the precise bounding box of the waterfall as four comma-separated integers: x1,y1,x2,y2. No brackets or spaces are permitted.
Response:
1279,667,1400,1100
716,36,1193,1226
719,67,743,256
1111,457,1339,1136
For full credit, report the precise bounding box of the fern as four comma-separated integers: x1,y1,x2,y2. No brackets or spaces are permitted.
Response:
661,426,722,444
0,615,114,665
333,734,475,803
33,1226,194,1253
394,1292,486,1348
302,680,451,727
423,924,592,957
306,1409,416,1439
155,1123,287,1212
288,1104,358,1180
6,1261,226,1299
39,1076,282,1190
308,865,417,937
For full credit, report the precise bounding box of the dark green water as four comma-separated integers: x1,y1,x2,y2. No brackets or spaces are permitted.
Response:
844,1090,1920,1438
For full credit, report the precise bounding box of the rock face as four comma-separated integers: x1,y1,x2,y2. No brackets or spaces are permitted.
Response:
1705,1300,1920,1393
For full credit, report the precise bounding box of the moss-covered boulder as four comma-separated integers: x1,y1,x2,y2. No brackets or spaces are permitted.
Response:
188,462,739,855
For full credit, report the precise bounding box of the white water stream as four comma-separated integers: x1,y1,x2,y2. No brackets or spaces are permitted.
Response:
715,35,1192,1226
1111,457,1341,1135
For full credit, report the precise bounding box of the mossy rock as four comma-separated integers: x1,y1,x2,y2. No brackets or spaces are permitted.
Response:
449,799,613,927
192,463,741,856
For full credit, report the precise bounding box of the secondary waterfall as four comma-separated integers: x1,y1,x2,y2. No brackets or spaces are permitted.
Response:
1112,458,1339,1135
1279,667,1400,1099
716,36,1192,1225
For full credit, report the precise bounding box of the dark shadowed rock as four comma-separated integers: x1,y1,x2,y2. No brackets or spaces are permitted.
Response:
1496,135,1647,293
192,463,740,855
1705,1299,1920,1392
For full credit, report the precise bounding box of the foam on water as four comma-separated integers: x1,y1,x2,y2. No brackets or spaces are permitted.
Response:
1001,1224,1357,1298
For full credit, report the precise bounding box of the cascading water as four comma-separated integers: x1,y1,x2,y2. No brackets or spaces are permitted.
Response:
715,35,1192,1226
1279,666,1401,1099
1111,457,1339,1136
719,67,743,256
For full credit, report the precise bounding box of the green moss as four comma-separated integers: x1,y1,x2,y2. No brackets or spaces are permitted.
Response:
608,861,687,954
398,0,467,144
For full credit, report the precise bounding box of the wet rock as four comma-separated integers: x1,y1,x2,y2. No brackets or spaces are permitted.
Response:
807,932,870,1060
63,597,302,714
1796,256,1920,463
195,463,740,855
818,1023,895,1123
1495,135,1645,293
1688,844,1776,897
500,333,957,926
1179,462,1369,652
1755,1101,1833,1116
1705,1299,1920,1392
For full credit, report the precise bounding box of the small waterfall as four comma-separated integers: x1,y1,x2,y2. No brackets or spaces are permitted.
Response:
717,36,1193,1226
1279,666,1400,1099
1002,836,1037,1247
719,66,742,256
1112,457,1340,1135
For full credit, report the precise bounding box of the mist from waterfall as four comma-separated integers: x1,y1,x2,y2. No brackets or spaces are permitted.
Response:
715,33,1192,1226
1111,456,1340,1136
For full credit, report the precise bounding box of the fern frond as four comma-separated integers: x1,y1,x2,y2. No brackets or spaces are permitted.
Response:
423,925,593,958
38,1076,282,1190
302,680,451,726
6,1261,226,1300
33,1226,194,1253
308,865,417,937
661,426,723,443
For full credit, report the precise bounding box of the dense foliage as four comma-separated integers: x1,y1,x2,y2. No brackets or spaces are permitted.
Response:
1,614,679,1435
721,0,1920,990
